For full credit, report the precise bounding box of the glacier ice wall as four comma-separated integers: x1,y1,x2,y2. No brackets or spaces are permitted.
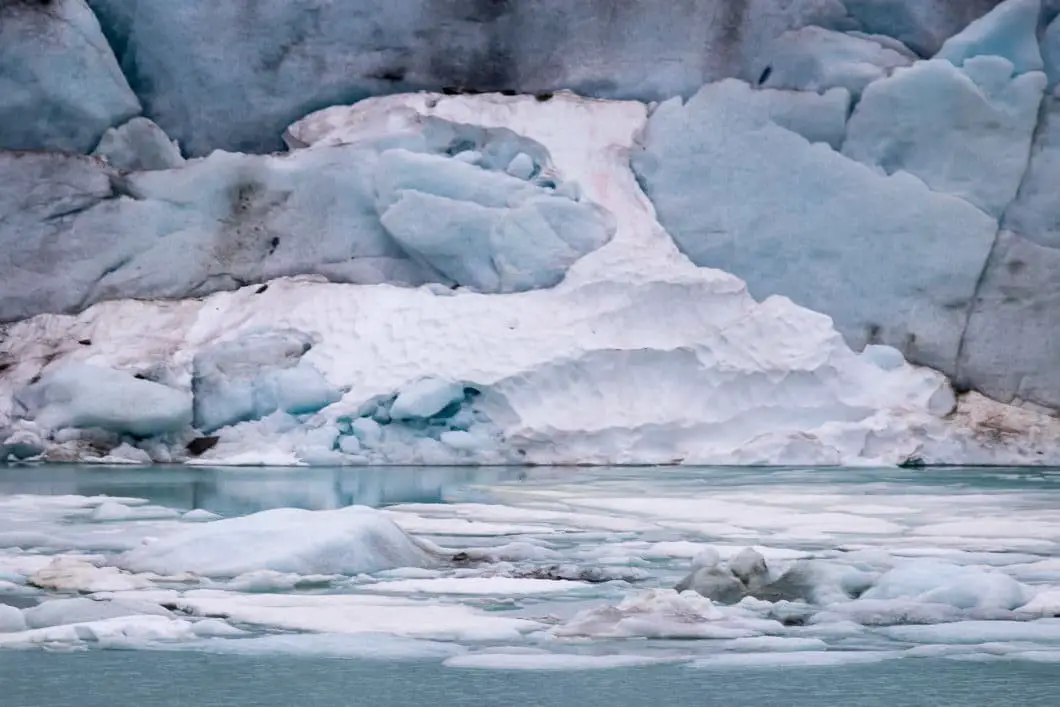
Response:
55,0,1010,155
634,0,1060,412
0,115,611,322
3,91,1059,468
0,0,140,153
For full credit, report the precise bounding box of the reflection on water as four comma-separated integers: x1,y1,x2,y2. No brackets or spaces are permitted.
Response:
0,465,528,516
0,463,1056,517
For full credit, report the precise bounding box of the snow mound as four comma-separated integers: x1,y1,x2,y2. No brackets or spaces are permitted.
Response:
115,506,436,577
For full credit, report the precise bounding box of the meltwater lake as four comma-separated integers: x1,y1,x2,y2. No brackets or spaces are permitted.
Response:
1,464,1058,707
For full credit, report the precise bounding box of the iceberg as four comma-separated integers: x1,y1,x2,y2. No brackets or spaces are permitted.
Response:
116,506,436,577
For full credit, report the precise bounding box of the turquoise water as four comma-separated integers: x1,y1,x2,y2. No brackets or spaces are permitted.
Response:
1,464,1059,706
2,649,1060,707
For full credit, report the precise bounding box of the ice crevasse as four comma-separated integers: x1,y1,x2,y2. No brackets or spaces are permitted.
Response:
3,81,1059,468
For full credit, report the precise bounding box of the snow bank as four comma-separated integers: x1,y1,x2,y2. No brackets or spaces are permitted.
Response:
115,506,435,577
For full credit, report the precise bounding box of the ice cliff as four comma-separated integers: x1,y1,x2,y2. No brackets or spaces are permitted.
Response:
1,0,1059,466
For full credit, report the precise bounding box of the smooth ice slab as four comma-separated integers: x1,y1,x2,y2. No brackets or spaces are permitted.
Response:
116,506,435,577
633,78,998,377
13,362,192,438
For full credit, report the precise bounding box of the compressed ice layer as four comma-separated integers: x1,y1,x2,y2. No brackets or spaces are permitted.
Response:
191,329,340,432
752,27,912,97
81,0,1005,154
843,57,1044,217
631,77,1000,389
935,0,1043,74
115,506,436,577
13,362,192,438
0,0,140,153
389,378,465,421
0,114,610,323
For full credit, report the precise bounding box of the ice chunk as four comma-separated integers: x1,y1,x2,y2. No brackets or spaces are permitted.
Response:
28,557,153,593
842,58,1045,217
116,506,435,577
730,548,769,588
14,362,192,437
860,561,1031,610
844,1,1009,57
0,604,26,633
753,27,912,97
361,577,590,595
883,619,1060,644
675,566,748,604
0,614,196,649
191,329,340,432
633,78,998,375
182,509,221,522
376,150,613,293
389,378,465,421
21,597,173,629
89,501,181,522
505,153,537,180
351,417,383,447
935,0,1043,75
175,592,539,642
1018,590,1060,618
0,0,140,152
92,117,185,171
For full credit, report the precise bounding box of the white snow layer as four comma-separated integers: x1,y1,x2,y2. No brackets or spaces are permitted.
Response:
2,88,1059,467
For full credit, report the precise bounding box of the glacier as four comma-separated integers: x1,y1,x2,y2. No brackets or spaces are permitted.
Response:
1,0,1060,467
3,83,1060,468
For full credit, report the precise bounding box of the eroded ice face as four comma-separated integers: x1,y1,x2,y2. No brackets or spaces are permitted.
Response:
0,465,1058,670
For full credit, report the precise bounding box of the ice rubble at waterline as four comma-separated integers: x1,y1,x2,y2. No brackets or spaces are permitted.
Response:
1,481,1060,667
